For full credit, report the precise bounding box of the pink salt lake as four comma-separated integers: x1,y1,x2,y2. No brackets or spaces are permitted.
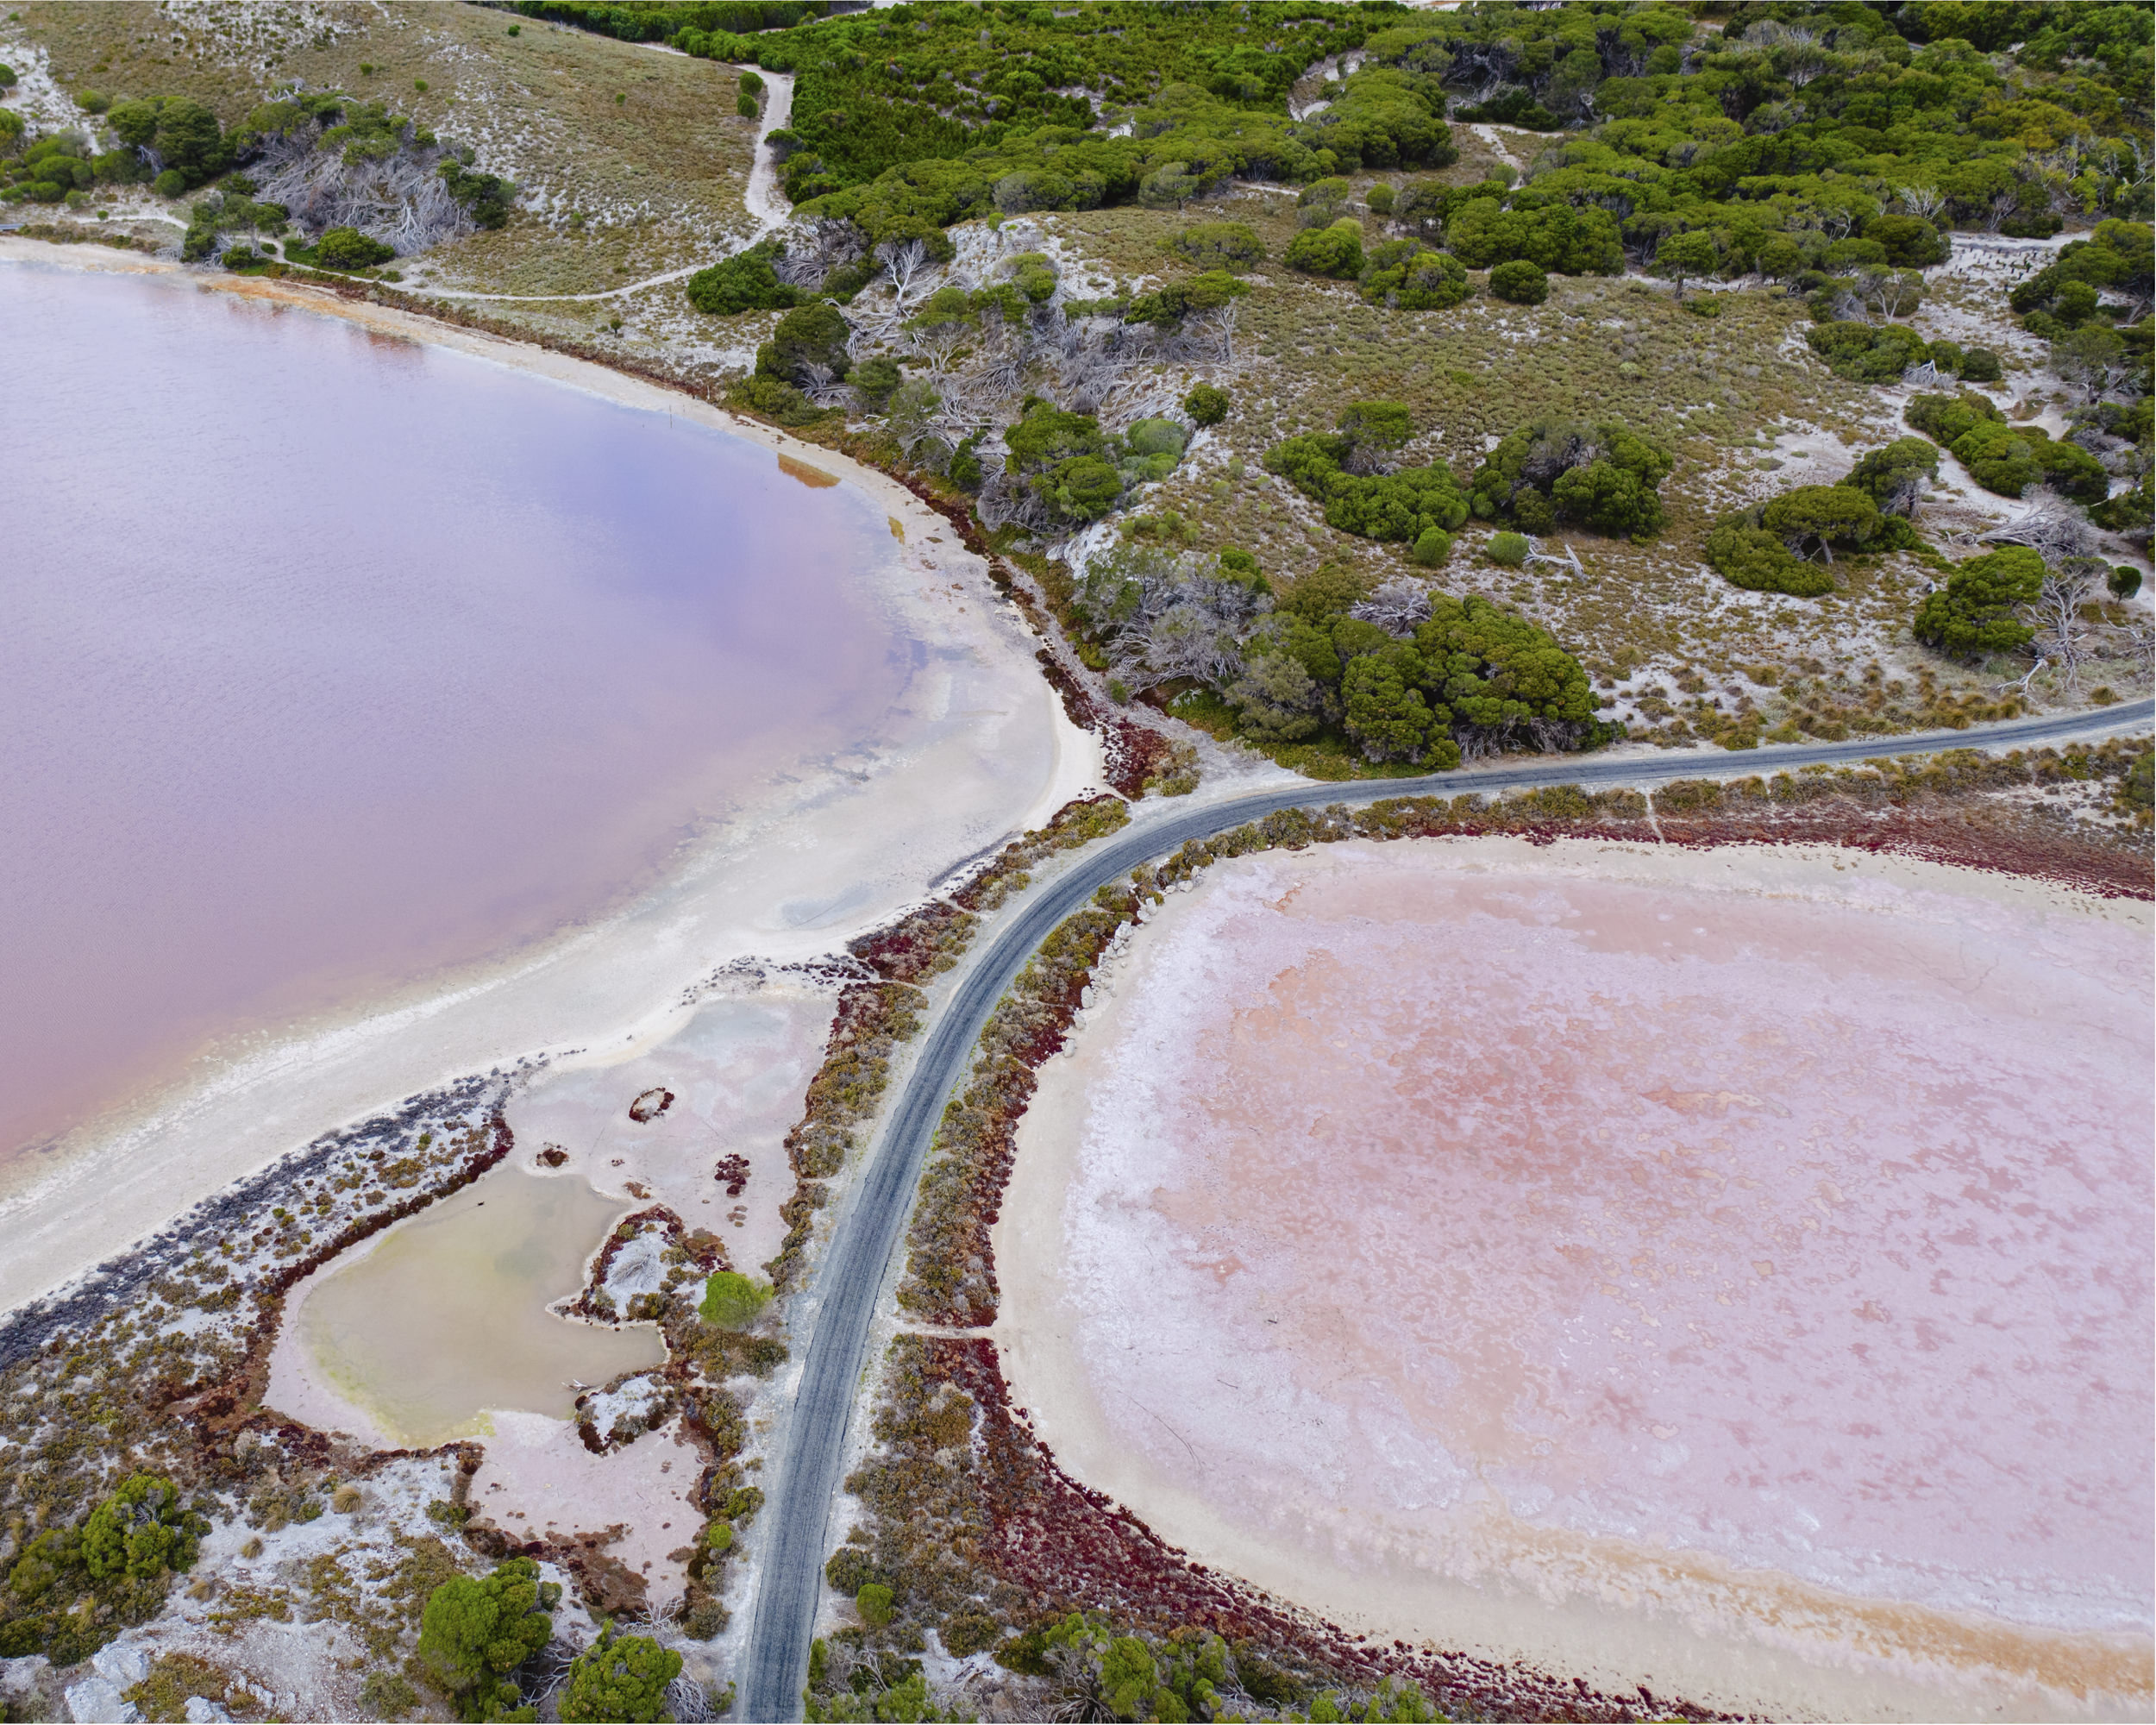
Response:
0,261,906,1161
1045,843,2153,1709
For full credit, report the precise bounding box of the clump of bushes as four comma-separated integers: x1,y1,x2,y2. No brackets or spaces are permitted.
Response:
1468,416,1672,539
699,1270,773,1328
1906,391,2112,501
1284,217,1363,280
560,1619,680,1723
1489,259,1548,304
1182,383,1229,427
1264,402,1468,545
1913,547,2045,661
1357,239,1470,310
1708,439,1934,597
417,1556,557,1722
686,238,803,315
1169,219,1263,273
312,224,395,269
1,1476,208,1665
1804,319,1929,384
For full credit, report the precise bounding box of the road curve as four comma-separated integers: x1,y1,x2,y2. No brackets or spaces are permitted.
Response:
740,699,2153,1722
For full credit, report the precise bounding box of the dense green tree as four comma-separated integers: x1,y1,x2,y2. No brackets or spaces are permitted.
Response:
417,1558,557,1722
1284,218,1365,279
1906,389,2004,448
758,301,851,386
1470,417,1671,537
1335,400,1414,470
1913,547,2044,660
1760,485,1883,560
315,226,395,268
1172,220,1263,273
686,242,801,316
1225,651,1325,741
1264,424,1470,543
560,1622,681,1724
1863,213,1947,267
1949,420,2046,497
1706,520,1835,597
81,1477,203,1582
1182,384,1230,427
1652,230,1720,300
1360,242,1470,310
1488,259,1548,304
1844,438,1940,517
1805,321,1930,384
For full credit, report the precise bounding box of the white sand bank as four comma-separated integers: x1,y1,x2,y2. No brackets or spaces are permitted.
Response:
996,837,2153,1723
0,237,1102,1315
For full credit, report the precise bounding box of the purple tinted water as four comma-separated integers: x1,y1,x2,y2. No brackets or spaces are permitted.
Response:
0,263,906,1159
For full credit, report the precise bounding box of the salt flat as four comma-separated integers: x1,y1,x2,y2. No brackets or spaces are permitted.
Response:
1000,837,2153,1722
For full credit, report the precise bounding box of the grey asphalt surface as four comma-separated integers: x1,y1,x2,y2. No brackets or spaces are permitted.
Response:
738,698,2152,1722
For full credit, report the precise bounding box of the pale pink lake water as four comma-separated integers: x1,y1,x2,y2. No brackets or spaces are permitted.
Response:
1063,847,2153,1672
0,262,907,1160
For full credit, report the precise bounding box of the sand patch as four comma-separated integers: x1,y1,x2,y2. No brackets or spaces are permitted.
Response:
511,987,835,1276
467,1408,705,1604
999,837,2153,1722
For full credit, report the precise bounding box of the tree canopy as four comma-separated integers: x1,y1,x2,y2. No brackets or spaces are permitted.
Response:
560,1621,682,1724
417,1557,557,1722
1913,547,2045,660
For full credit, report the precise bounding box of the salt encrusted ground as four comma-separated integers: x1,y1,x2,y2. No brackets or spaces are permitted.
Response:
998,837,2154,1723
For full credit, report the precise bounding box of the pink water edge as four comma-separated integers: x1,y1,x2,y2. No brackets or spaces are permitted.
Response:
1061,844,2153,1690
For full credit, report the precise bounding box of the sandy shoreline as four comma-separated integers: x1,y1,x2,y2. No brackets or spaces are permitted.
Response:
0,235,1103,1317
995,837,2153,1723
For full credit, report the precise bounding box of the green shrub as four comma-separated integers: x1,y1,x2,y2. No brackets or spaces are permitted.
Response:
686,240,800,315
738,91,760,118
757,299,850,385
1488,259,1549,304
1486,530,1528,567
1959,347,2003,382
1182,383,1229,427
1845,436,1940,516
1410,526,1451,566
315,225,395,268
1171,219,1263,273
1359,240,1470,310
154,168,187,198
699,1271,773,1328
1950,420,2045,497
560,1622,680,1724
1265,417,1470,544
1906,388,2004,448
1470,417,1671,538
1444,197,1620,274
1284,218,1364,279
856,1584,896,1629
824,1547,874,1596
1364,182,1395,216
1705,520,1834,598
417,1557,557,1722
0,64,16,88
1805,319,1929,383
361,1672,419,1721
1759,485,1882,560
1913,547,2044,660
2109,565,2143,599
